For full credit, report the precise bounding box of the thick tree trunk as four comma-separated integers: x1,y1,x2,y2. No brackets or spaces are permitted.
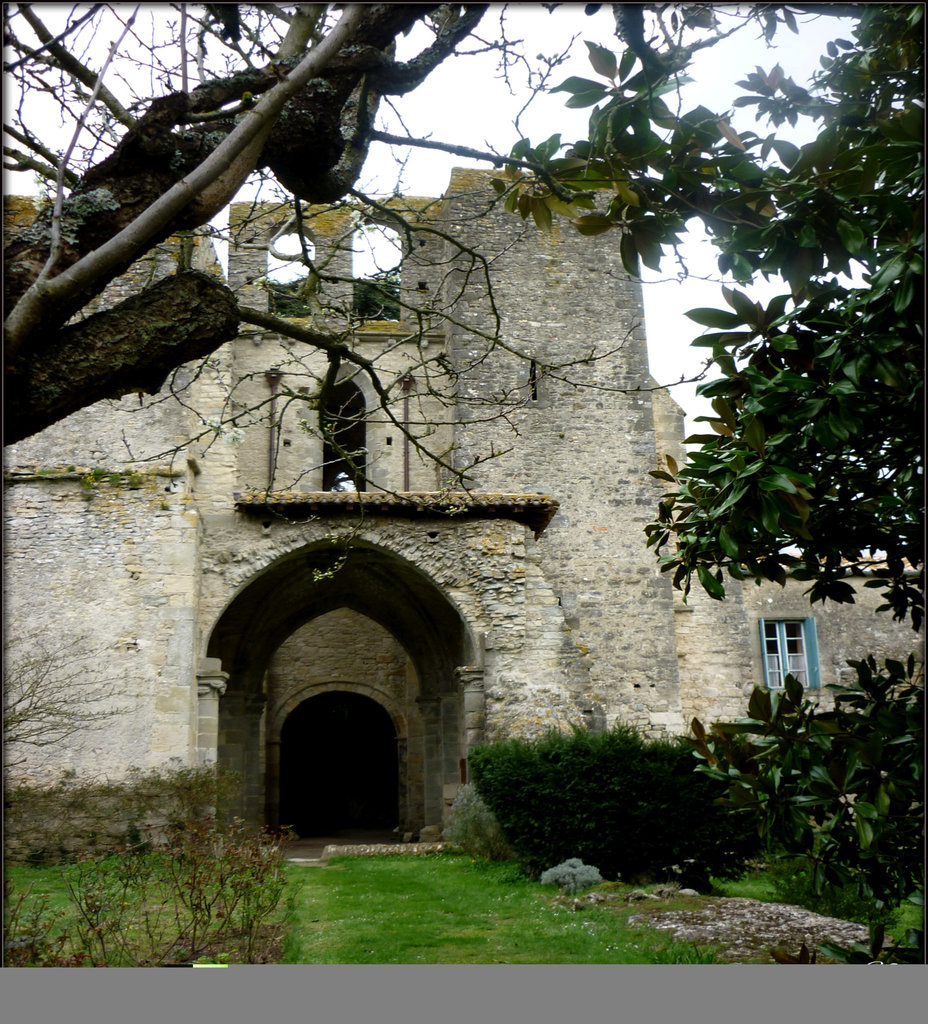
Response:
4,272,239,445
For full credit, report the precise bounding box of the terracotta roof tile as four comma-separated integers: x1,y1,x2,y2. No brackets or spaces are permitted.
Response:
234,490,560,538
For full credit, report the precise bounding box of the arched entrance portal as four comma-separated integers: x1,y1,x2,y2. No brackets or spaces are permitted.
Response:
279,691,398,836
207,539,483,832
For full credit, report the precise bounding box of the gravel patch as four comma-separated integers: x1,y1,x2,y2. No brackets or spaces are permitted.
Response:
628,896,871,963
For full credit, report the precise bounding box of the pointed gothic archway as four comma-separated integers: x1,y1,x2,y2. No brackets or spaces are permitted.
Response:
206,538,481,830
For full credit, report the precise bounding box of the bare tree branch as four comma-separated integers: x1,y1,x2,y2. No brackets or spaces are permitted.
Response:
4,4,370,361
16,3,137,129
2,125,80,186
368,130,581,203
5,271,240,444
3,632,127,762
45,8,141,284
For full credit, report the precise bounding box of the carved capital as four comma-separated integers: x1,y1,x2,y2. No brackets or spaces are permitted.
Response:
196,657,229,699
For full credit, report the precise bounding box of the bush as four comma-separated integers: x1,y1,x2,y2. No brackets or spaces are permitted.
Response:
442,784,516,862
540,858,603,895
4,762,240,864
3,881,90,967
689,655,924,962
469,725,761,886
5,818,291,966
765,856,894,928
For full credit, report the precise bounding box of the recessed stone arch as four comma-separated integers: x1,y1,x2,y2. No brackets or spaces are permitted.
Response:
277,689,400,836
206,536,482,828
270,679,407,741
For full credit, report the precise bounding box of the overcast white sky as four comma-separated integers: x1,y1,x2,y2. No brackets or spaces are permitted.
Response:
4,3,853,430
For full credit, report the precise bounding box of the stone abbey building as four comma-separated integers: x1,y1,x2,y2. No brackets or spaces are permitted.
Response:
3,174,919,837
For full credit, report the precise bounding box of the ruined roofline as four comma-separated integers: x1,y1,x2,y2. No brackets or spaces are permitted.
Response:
228,167,500,227
234,489,560,538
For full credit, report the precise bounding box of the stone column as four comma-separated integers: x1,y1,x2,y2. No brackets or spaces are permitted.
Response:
243,693,268,825
196,658,228,766
265,739,281,829
415,694,442,827
457,666,486,756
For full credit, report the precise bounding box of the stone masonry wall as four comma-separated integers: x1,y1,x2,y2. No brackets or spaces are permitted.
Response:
4,178,921,801
3,467,201,782
266,609,413,738
437,170,683,736
676,575,923,726
195,511,594,737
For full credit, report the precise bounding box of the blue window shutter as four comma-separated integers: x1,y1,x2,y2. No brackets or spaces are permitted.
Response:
803,618,821,689
758,618,770,686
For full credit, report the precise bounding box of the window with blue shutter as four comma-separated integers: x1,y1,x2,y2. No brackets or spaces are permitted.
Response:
758,619,820,689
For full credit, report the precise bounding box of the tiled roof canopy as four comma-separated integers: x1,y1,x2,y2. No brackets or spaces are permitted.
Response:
234,491,560,538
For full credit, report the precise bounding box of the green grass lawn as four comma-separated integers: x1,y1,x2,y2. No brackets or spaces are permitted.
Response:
8,856,715,965
282,853,717,964
8,855,921,965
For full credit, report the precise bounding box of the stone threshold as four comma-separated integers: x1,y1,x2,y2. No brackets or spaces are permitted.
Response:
287,842,447,863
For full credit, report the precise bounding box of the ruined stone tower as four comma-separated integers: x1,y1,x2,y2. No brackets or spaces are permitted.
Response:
4,176,916,836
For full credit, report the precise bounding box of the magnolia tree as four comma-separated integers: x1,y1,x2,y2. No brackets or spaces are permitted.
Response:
492,4,922,629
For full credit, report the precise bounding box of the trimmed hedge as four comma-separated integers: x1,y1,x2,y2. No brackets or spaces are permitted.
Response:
469,725,761,887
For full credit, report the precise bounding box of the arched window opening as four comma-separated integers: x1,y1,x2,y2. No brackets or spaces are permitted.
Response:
352,224,401,321
322,379,366,491
267,231,316,317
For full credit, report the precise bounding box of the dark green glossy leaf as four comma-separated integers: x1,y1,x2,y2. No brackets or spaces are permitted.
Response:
685,308,743,328
696,564,726,598
585,40,617,80
718,526,740,559
570,214,614,235
836,219,867,254
619,231,640,277
550,76,609,96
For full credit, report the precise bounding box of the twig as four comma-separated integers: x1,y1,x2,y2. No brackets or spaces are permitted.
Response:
16,4,136,128
44,8,140,284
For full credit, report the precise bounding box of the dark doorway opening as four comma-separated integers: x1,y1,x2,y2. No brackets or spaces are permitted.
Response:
279,691,398,837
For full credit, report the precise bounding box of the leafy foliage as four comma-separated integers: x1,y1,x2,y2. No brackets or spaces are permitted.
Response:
266,278,314,318
469,725,760,886
500,5,923,627
765,856,894,930
688,655,924,962
442,783,516,862
352,274,401,321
